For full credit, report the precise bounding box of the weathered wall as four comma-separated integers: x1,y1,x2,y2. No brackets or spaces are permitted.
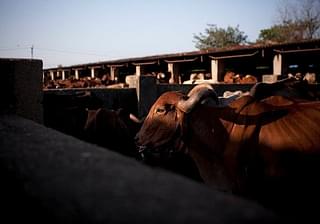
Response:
0,58,43,123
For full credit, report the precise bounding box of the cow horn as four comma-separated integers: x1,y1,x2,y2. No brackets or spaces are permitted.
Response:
177,84,219,113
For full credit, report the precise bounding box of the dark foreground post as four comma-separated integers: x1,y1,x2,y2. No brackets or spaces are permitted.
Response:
0,115,277,224
0,58,43,123
136,75,158,118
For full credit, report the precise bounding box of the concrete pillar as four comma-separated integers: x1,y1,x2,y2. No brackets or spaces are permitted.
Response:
62,70,66,80
273,54,282,75
50,70,54,80
136,65,141,77
168,63,174,83
75,69,79,80
91,67,95,78
211,59,218,82
110,66,116,81
168,63,179,84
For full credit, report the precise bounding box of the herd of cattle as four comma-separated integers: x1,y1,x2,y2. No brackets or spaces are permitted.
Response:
46,76,320,222
223,71,258,84
43,71,260,89
43,75,126,89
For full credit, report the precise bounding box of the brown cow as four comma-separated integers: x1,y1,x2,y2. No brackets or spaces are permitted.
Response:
240,74,258,84
250,76,320,101
223,71,236,84
135,83,320,220
223,72,258,84
83,108,141,157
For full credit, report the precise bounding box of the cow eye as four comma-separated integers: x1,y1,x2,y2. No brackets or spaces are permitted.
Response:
155,106,166,114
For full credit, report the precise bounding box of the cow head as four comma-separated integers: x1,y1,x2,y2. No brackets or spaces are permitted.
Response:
83,108,139,157
136,84,218,159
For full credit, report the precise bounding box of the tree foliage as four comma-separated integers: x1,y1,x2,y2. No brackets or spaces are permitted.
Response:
193,24,248,50
258,0,320,43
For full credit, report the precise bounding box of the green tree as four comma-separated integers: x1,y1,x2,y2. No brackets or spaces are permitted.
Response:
258,0,320,43
193,24,248,50
258,22,305,43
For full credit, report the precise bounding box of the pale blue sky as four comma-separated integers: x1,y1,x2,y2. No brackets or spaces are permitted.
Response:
0,0,281,68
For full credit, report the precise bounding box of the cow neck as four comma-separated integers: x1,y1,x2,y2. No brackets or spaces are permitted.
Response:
180,105,235,190
218,100,267,193
182,105,228,157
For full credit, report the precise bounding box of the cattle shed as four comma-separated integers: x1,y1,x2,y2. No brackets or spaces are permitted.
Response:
40,39,320,132
0,59,282,223
44,39,320,84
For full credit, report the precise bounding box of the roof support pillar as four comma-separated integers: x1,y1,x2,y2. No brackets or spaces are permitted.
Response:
273,54,282,75
136,65,141,77
110,66,116,81
211,59,218,83
91,67,95,78
49,70,54,80
74,69,79,80
61,70,65,80
167,63,179,84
